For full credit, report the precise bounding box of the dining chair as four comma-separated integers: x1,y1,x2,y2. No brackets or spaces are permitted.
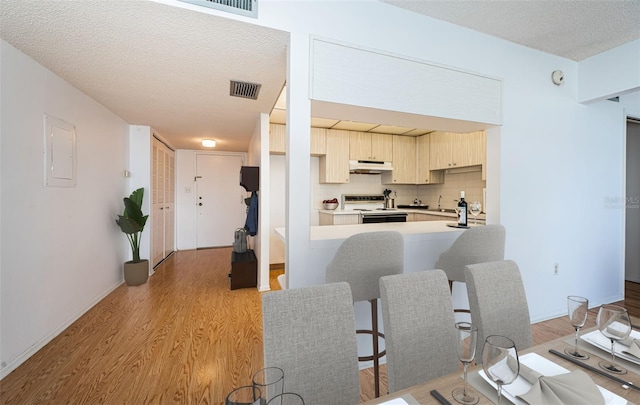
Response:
379,269,459,393
435,224,506,314
262,282,360,405
464,259,533,362
326,230,404,397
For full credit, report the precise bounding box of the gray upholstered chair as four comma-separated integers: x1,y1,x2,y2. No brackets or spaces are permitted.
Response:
379,269,459,393
464,259,533,363
326,231,404,397
262,282,360,405
435,224,506,313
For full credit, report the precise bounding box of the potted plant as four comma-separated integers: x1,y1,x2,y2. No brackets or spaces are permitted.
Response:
116,187,149,286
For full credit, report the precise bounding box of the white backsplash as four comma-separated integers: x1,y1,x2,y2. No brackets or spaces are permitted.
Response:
418,170,485,212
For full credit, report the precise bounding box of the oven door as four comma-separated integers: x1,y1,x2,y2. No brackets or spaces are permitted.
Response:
361,213,408,223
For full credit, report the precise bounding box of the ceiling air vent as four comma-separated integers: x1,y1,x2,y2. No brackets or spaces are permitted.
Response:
230,80,261,100
178,0,257,18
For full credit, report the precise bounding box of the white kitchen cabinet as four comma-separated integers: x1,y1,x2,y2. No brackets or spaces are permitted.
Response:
349,131,392,162
382,135,416,184
152,137,175,267
319,129,350,184
429,131,486,170
417,134,444,185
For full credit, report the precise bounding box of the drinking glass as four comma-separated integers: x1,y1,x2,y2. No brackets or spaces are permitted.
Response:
564,295,590,360
469,202,482,225
226,385,261,405
452,322,479,404
252,367,284,405
597,304,631,374
482,335,519,405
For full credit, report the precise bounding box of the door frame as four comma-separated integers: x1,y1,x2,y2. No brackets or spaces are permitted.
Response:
175,150,247,251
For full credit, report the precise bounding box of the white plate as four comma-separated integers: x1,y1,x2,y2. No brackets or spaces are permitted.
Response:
478,352,626,405
582,328,640,365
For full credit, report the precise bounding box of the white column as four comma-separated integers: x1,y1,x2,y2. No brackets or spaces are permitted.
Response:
284,33,312,289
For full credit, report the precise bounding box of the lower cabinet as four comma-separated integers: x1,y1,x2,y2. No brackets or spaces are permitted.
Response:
229,250,257,290
319,212,360,225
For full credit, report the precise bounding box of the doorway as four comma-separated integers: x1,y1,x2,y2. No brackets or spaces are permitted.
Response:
625,118,640,281
195,154,246,248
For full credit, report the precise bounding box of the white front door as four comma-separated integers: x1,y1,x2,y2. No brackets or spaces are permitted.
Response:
195,154,245,248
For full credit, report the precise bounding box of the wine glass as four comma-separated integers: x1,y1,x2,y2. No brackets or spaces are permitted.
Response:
564,296,590,360
597,304,631,374
452,322,479,404
469,202,481,225
482,335,519,405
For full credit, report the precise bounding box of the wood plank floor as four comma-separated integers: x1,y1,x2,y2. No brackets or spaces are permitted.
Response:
0,248,634,404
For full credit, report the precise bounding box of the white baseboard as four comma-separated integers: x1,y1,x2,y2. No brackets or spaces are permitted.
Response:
0,279,124,380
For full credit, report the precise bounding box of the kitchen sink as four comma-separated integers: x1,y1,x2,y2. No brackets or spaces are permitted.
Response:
427,208,457,213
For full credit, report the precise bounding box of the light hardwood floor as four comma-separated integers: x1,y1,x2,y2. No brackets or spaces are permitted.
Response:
0,248,633,404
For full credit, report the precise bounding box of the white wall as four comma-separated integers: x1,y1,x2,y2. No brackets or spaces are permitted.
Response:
254,1,631,321
0,41,129,378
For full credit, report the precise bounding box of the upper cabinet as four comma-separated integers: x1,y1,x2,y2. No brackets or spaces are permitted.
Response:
429,131,486,170
382,135,416,184
349,132,393,162
270,124,327,156
270,123,286,155
310,127,326,156
319,129,350,183
417,134,444,185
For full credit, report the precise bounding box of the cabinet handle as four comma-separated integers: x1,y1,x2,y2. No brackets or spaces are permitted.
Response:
448,163,452,166
160,207,164,210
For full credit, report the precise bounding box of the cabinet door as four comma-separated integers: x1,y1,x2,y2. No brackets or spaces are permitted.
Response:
319,129,350,183
371,133,393,162
418,134,445,184
453,131,485,167
382,135,416,184
269,123,286,155
429,131,454,170
310,127,326,156
349,131,371,160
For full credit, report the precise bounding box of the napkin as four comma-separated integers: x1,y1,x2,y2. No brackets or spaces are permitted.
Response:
621,338,640,359
514,359,605,405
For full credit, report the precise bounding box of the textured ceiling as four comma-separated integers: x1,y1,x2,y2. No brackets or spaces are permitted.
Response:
0,0,288,151
1,0,638,151
381,0,640,62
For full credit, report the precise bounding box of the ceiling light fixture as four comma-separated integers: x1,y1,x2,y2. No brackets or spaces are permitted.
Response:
202,139,216,148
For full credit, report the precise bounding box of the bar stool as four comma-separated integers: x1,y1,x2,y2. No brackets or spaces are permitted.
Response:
435,224,506,315
326,231,404,398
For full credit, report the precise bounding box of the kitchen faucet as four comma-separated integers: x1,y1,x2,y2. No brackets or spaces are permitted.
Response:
437,195,442,210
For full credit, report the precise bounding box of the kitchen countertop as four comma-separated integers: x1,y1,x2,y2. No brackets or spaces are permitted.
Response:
275,220,479,242
318,208,486,220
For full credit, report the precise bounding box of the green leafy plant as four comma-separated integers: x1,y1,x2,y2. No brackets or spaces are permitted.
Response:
116,188,148,263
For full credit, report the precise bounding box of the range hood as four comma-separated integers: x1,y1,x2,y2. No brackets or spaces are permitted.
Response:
349,160,393,174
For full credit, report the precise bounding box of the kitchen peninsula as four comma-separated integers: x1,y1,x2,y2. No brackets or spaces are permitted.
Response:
274,220,472,367
274,220,470,287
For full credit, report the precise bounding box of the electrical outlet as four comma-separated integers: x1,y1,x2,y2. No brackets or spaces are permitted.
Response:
554,263,559,275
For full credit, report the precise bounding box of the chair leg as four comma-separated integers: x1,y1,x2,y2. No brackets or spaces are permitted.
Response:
371,299,380,398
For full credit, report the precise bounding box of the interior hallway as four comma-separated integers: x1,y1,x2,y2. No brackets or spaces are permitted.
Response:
0,248,634,404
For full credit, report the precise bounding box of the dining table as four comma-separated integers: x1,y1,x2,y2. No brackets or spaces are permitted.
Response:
362,323,640,405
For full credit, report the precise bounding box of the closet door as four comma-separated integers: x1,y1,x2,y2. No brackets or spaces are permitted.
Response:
152,138,175,267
